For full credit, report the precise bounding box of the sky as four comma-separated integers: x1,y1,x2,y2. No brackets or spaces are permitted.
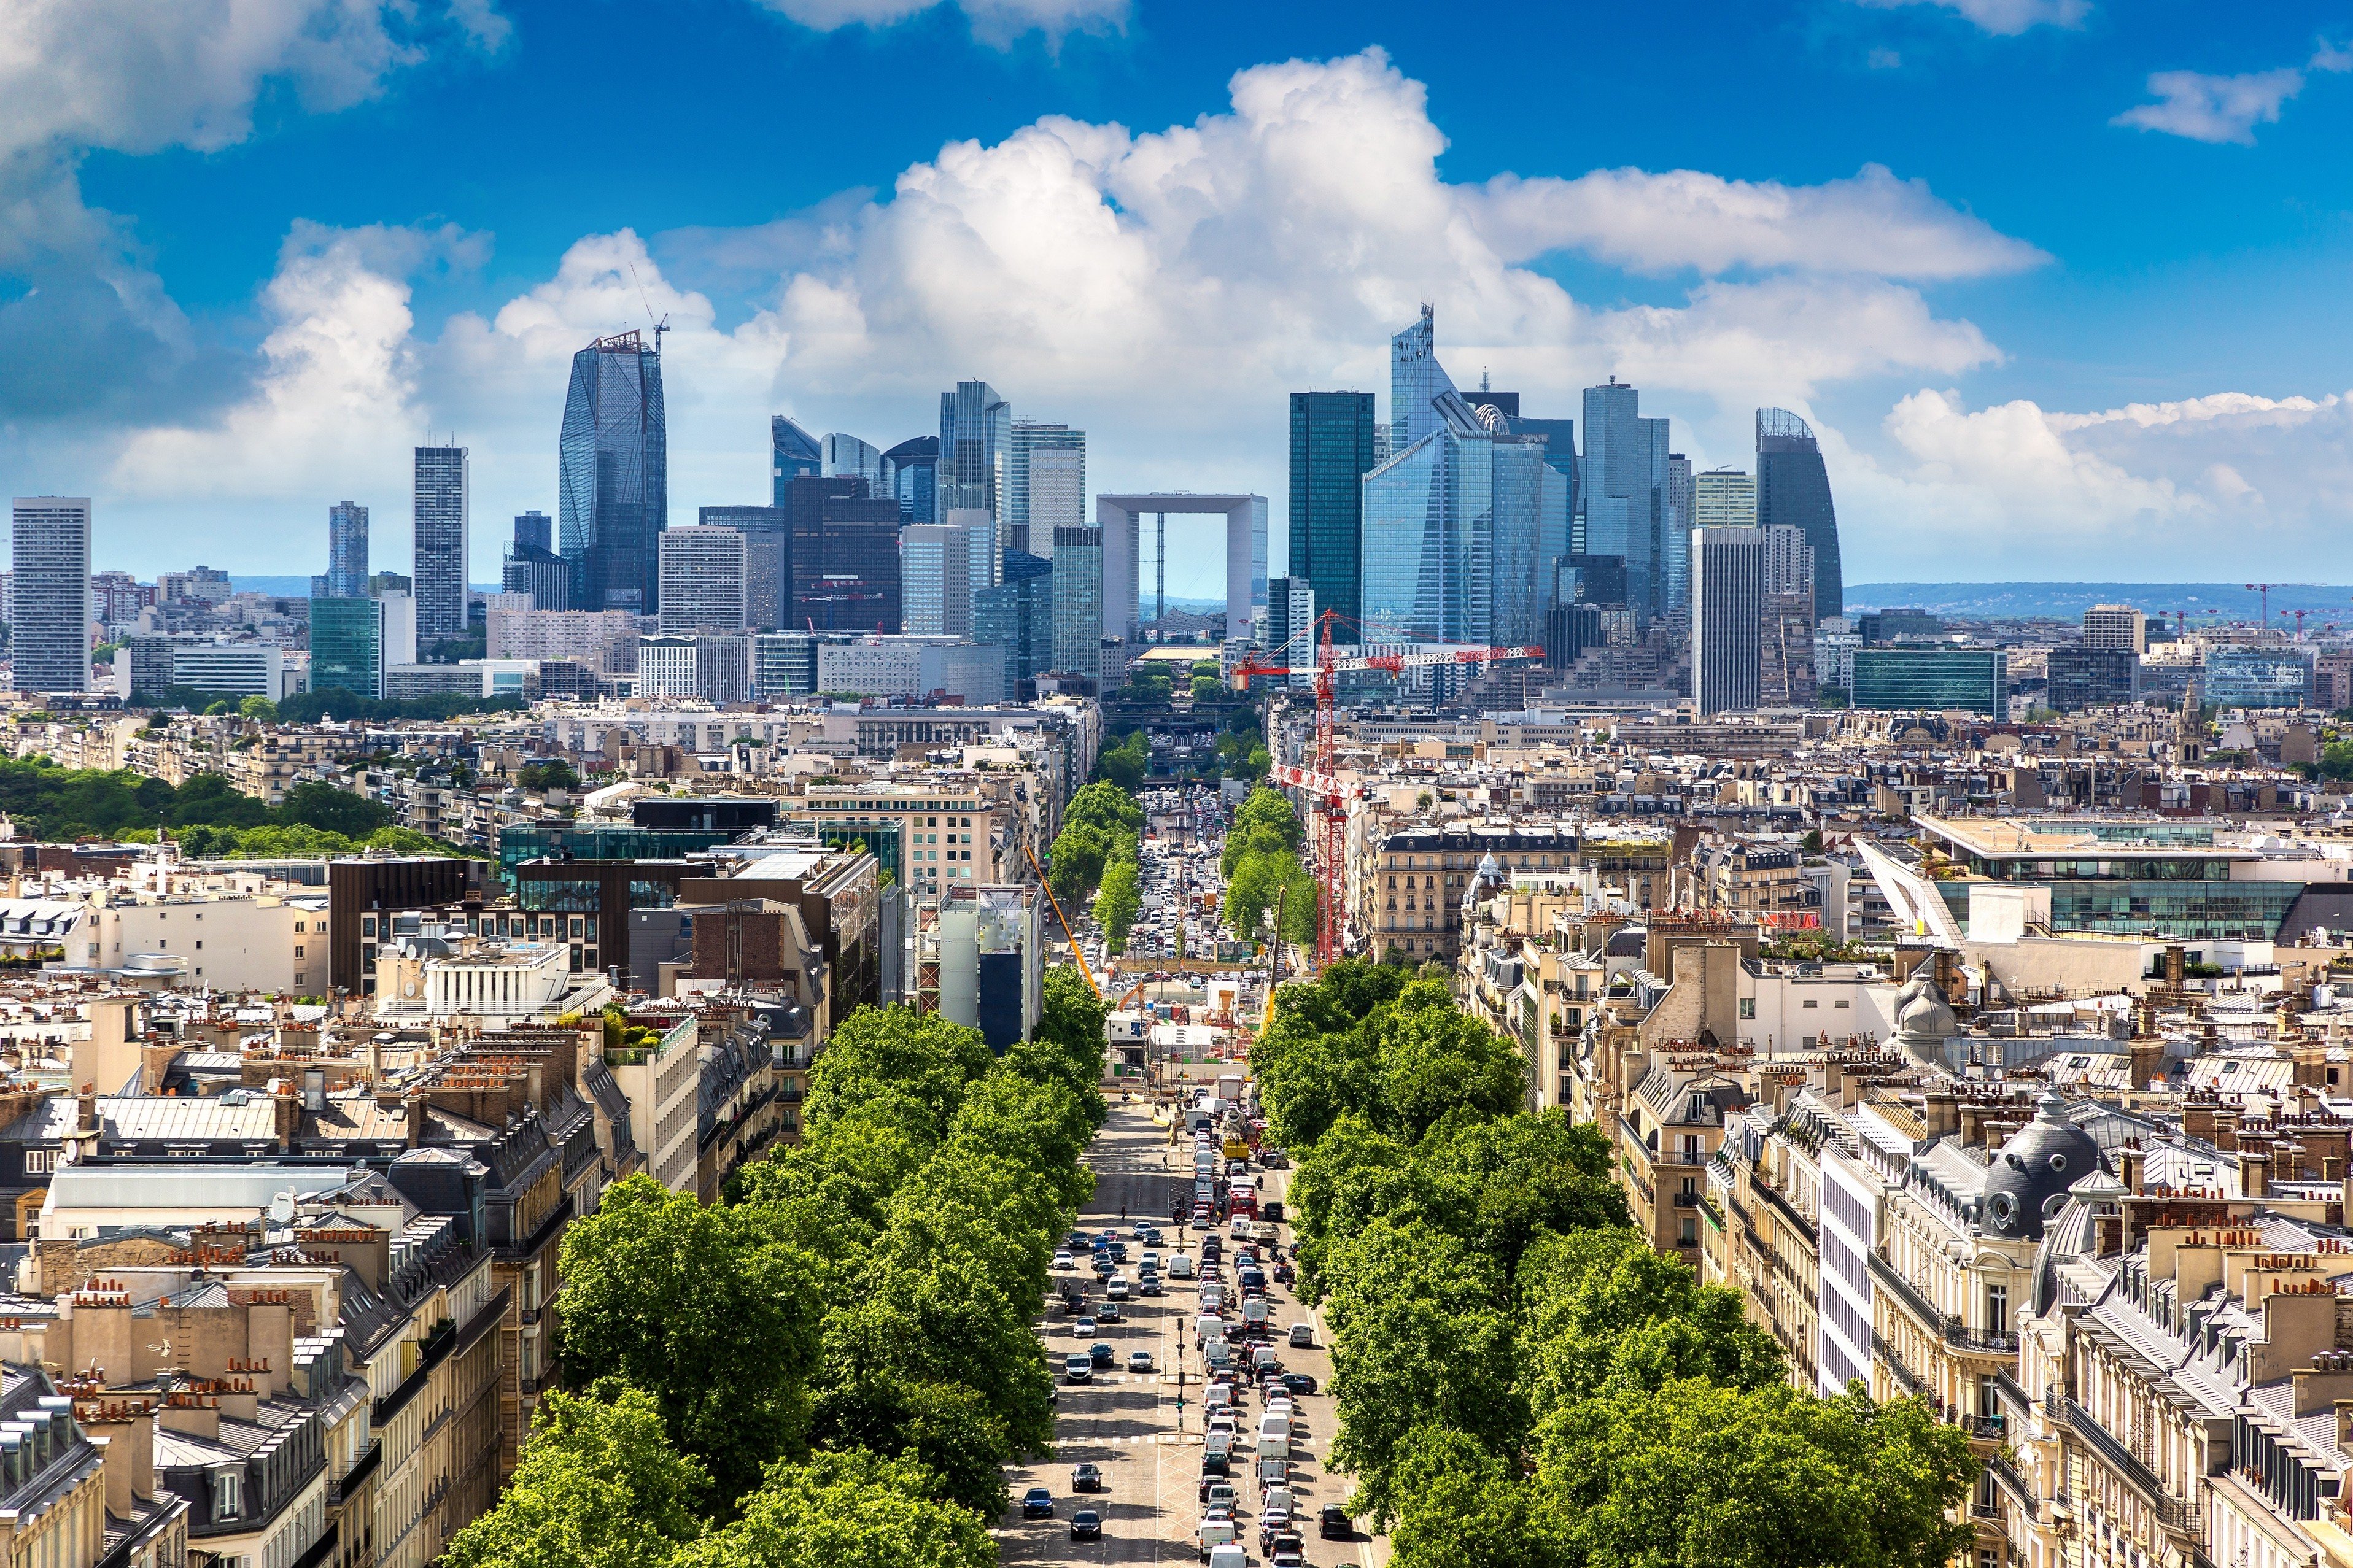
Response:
7,0,2353,598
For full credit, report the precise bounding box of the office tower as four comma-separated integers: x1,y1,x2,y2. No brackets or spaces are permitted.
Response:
326,501,369,598
2047,646,2139,713
821,432,882,493
1287,392,1376,646
939,380,1010,574
785,476,901,633
1694,469,1756,529
657,525,749,635
1507,415,1577,610
309,590,411,700
1360,310,1551,645
1690,524,1762,715
1580,380,1669,620
1756,408,1842,624
502,509,570,611
976,549,1055,698
513,509,551,556
1759,524,1818,707
559,330,667,614
9,497,90,694
751,631,820,700
943,509,997,621
882,435,938,523
1559,554,1629,609
901,520,977,637
1265,577,1316,671
698,506,789,630
1010,422,1085,558
2083,604,2148,655
772,416,821,503
1545,601,1605,670
412,444,468,643
1659,454,1693,616
1848,647,2005,716
1050,524,1104,681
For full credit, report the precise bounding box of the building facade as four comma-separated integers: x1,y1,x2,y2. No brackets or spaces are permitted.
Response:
655,525,748,636
1692,524,1763,715
1287,391,1376,645
1755,407,1841,624
1009,422,1085,558
559,331,667,614
412,445,469,644
10,497,90,695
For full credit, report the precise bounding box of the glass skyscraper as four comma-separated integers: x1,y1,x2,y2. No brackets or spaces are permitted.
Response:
939,381,1010,574
882,436,937,523
698,506,789,630
559,330,667,614
412,444,468,643
1659,453,1692,617
503,510,569,612
821,432,882,490
1010,422,1085,558
1287,392,1375,646
1050,524,1104,682
1756,408,1842,624
310,594,384,700
976,549,1055,698
771,417,821,504
1580,380,1669,621
326,501,369,598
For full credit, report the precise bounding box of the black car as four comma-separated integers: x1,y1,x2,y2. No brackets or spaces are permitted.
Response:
1098,1302,1124,1323
1071,1508,1103,1541
1090,1342,1115,1368
1283,1372,1320,1397
1021,1487,1055,1519
1263,1199,1287,1221
1071,1462,1104,1493
1201,1450,1230,1476
1319,1503,1352,1539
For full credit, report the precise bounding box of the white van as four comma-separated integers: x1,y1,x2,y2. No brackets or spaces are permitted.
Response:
1201,1283,1225,1311
1241,1297,1268,1327
1208,1545,1247,1568
1259,1413,1291,1444
1204,1429,1233,1459
1257,1455,1287,1487
1199,1518,1237,1552
1255,1427,1287,1458
1197,1314,1225,1344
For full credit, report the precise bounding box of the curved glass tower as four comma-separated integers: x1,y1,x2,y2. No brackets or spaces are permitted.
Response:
559,330,667,614
1755,407,1840,624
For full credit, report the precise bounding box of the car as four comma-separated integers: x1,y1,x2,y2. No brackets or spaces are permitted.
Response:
1063,1230,1089,1249
1140,1276,1165,1296
1098,1302,1123,1323
1070,1508,1103,1541
1021,1486,1055,1518
1071,1462,1104,1493
1263,1197,1287,1219
1288,1322,1315,1348
1090,1342,1115,1367
1200,1479,1238,1508
1106,1277,1131,1301
1282,1372,1320,1396
1051,1251,1075,1271
1107,1240,1129,1261
1064,1354,1093,1383
1074,1317,1098,1337
1128,1350,1155,1373
1319,1504,1353,1539
1093,1256,1116,1278
1169,1254,1196,1278
1201,1450,1231,1476
1241,1268,1267,1291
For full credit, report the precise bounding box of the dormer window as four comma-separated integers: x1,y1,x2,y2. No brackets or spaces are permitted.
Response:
213,1467,242,1520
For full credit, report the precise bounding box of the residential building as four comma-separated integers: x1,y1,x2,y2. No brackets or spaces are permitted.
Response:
484,607,638,673
656,525,748,636
168,644,292,703
696,506,789,630
10,497,90,695
1755,407,1841,624
1848,647,2007,716
814,637,1006,705
1287,392,1376,644
1691,524,1762,715
413,445,468,644
1010,422,1085,558
326,501,370,599
560,330,667,614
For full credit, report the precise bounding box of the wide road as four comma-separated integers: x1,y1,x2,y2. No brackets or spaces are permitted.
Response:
996,1092,1379,1567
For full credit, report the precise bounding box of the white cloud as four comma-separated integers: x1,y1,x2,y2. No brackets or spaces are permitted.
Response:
746,0,1124,45
1850,0,2089,37
2112,43,2352,144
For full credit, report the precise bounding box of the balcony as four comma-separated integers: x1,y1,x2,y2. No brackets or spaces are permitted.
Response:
2058,1397,2199,1534
1986,1452,2041,1521
1672,1191,1702,1208
1957,1413,2007,1439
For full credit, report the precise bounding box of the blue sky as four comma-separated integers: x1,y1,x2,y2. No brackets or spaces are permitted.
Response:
8,0,2353,594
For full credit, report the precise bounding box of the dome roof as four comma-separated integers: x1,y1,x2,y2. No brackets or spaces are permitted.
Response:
1982,1092,2107,1242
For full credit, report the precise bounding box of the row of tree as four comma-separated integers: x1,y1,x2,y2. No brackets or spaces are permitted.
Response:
448,970,1113,1568
1046,779,1144,953
1253,961,1977,1568
1220,786,1317,948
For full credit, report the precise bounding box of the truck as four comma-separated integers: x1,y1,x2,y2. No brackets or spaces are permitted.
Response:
1217,1073,1244,1107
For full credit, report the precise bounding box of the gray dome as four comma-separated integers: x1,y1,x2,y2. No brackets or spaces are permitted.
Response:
1982,1092,2107,1242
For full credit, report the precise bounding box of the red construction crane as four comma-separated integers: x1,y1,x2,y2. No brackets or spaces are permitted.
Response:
1229,612,1543,969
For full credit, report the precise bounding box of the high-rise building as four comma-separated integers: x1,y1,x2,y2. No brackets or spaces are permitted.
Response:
821,433,882,492
2083,604,2148,655
698,506,789,630
1691,524,1762,714
1265,576,1316,672
785,476,901,633
882,435,938,523
309,590,413,701
1010,422,1085,558
1287,392,1376,646
8,497,90,695
1659,454,1694,616
939,381,1010,574
1506,415,1578,610
771,417,821,503
1849,647,2006,716
976,550,1055,699
901,520,977,638
1050,524,1104,682
657,525,749,635
559,330,667,614
502,510,569,612
1580,380,1670,620
1694,469,1756,529
326,501,370,598
2047,646,2140,713
413,445,468,643
1756,408,1841,624
1759,524,1817,708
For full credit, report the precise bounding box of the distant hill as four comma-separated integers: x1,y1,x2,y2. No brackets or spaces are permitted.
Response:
1844,582,2353,622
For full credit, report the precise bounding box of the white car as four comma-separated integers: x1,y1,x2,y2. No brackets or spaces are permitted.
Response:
1052,1251,1075,1271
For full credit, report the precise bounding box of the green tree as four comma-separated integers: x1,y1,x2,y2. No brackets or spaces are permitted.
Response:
518,759,582,790
1093,857,1141,952
680,1450,994,1568
1093,730,1149,790
444,1385,710,1568
802,1007,993,1143
558,1176,824,1507
808,1377,1010,1516
238,695,279,722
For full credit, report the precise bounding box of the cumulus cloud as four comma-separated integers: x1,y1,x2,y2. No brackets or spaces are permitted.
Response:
746,0,1124,46
1850,0,2089,37
2113,43,2352,144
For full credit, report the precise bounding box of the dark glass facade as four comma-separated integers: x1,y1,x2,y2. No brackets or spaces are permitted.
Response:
503,509,568,611
412,444,468,642
326,502,369,598
1849,647,2006,716
2046,646,2140,713
784,476,901,633
309,595,381,699
559,331,667,614
1756,407,1842,624
976,549,1054,698
883,435,937,523
1286,391,1375,646
771,416,821,504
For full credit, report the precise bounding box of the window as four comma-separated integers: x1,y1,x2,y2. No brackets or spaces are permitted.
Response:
293,946,303,957
23,1150,55,1175
1738,998,1756,1019
1986,1283,2009,1335
213,1467,242,1520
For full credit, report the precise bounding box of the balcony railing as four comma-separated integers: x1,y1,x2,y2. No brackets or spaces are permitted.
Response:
1986,1452,2041,1521
2058,1396,2198,1532
1672,1191,1701,1208
1957,1413,2007,1439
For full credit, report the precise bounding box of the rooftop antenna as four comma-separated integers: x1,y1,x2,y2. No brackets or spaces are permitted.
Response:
626,261,669,351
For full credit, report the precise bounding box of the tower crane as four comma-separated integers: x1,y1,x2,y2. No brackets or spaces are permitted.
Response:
1228,612,1542,968
2246,583,2277,630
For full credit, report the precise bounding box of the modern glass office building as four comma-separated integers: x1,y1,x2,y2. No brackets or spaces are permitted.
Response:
976,549,1055,698
2202,646,2312,708
882,436,937,523
771,416,821,503
1919,815,2309,943
1009,422,1085,558
560,330,667,614
1580,382,1668,620
1287,391,1376,645
939,380,1010,560
326,501,369,598
821,432,882,490
412,445,469,643
309,594,384,700
1756,408,1841,624
1848,646,2006,716
751,631,821,699
1050,525,1104,681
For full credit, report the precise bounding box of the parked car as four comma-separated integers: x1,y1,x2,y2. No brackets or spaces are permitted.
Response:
1020,1486,1055,1518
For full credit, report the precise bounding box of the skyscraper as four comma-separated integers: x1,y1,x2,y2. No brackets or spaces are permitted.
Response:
901,520,977,637
1756,408,1842,624
559,330,667,614
413,444,468,643
326,501,369,598
1265,576,1316,671
785,476,901,632
657,525,749,635
1694,469,1756,529
771,417,821,504
821,433,882,491
1050,524,1104,682
1580,380,1668,620
9,497,89,695
1659,454,1693,617
1287,392,1376,646
2082,604,2148,654
1010,422,1085,558
502,510,570,612
1690,524,1762,715
939,380,1010,576
882,435,938,523
698,506,789,630
1506,415,1577,610
1759,523,1818,707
